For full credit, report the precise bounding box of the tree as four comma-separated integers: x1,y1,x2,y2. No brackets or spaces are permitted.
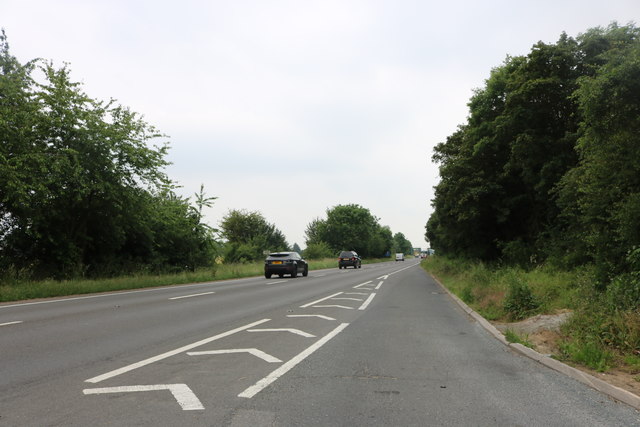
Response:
392,232,413,255
303,204,391,258
220,209,288,262
0,31,217,279
292,243,302,254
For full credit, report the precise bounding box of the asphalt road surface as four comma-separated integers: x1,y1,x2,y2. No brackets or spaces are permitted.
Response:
1,260,639,426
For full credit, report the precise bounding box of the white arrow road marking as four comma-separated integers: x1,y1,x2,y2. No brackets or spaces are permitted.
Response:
187,349,282,363
83,384,204,411
287,315,336,321
359,293,376,310
300,292,343,308
375,281,384,290
248,328,315,338
377,274,389,280
169,291,215,300
0,321,23,327
312,305,354,310
85,319,270,384
239,323,349,398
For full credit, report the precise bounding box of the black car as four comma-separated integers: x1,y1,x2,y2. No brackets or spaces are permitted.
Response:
338,251,361,269
265,252,308,278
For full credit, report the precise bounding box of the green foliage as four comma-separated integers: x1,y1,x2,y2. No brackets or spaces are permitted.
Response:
426,23,640,288
219,209,288,262
0,32,217,279
304,204,394,258
503,277,540,320
504,329,533,348
392,232,413,255
559,340,613,372
303,241,334,259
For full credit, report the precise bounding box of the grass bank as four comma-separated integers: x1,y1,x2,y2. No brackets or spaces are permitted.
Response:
420,256,640,377
0,257,389,303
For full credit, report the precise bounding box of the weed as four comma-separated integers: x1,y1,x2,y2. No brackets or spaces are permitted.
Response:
504,329,533,348
503,277,539,320
559,340,613,372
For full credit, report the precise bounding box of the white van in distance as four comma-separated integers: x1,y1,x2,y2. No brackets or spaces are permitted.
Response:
395,253,405,262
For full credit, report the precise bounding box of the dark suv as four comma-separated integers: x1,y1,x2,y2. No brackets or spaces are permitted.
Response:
338,251,361,269
265,252,308,278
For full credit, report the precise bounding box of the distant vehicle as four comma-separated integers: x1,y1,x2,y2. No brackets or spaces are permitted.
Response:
395,253,405,262
264,252,308,278
338,251,361,269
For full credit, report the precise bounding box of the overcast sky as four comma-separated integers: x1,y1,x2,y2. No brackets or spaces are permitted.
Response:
3,1,638,250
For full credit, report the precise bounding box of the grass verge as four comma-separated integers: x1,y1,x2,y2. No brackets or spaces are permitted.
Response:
0,257,389,303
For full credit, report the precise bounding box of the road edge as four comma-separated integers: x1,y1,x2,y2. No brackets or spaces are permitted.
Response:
429,273,640,411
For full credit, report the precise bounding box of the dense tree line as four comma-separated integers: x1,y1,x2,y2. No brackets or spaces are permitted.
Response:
219,209,288,262
305,204,406,258
426,23,640,283
0,31,217,279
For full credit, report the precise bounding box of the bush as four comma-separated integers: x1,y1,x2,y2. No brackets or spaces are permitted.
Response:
304,241,334,259
503,277,539,320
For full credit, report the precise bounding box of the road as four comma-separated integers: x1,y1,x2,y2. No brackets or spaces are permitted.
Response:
1,260,639,426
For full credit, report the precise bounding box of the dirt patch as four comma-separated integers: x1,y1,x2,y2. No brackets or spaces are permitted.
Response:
492,310,640,399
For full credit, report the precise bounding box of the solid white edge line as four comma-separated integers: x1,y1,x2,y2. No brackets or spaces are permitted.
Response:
0,320,23,327
85,318,270,383
358,293,376,310
300,292,343,308
169,291,215,300
238,323,349,398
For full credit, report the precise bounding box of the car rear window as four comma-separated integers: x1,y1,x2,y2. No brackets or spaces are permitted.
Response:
269,253,289,258
339,251,354,257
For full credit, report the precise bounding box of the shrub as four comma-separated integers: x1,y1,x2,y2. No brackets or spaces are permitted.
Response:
503,278,539,320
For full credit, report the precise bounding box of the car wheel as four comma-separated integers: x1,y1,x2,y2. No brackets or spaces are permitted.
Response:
303,266,308,277
358,263,361,268
291,267,297,278
265,273,272,279
279,274,284,278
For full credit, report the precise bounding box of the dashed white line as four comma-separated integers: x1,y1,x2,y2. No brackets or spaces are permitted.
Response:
85,318,271,384
169,291,215,300
266,280,287,285
287,315,336,321
300,292,343,308
238,323,349,398
0,321,23,327
359,293,376,310
248,328,315,338
375,281,384,290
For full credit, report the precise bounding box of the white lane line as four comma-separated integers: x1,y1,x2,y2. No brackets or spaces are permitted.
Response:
287,315,336,321
248,328,315,338
83,384,204,411
169,291,215,300
345,292,368,296
333,297,364,301
187,349,282,363
377,274,389,280
353,281,372,289
312,274,327,278
300,292,343,308
375,281,384,290
0,321,23,327
359,293,376,310
312,305,354,310
266,280,287,285
239,323,349,398
85,318,270,384
388,263,419,276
